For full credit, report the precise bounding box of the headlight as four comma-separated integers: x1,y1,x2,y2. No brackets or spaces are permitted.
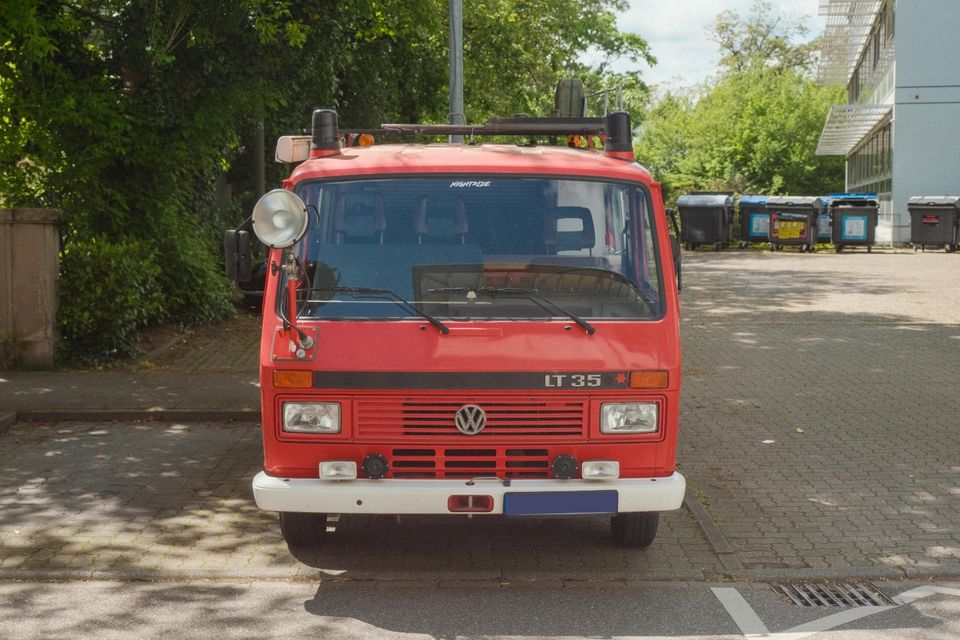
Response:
600,402,659,434
283,402,341,433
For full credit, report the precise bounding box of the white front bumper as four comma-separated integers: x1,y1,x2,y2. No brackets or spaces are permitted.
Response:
252,471,686,515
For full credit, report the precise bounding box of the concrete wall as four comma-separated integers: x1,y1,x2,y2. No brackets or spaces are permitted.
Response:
0,209,61,368
892,0,960,242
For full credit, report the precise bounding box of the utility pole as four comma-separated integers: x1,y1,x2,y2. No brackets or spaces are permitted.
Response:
255,120,266,196
448,0,465,143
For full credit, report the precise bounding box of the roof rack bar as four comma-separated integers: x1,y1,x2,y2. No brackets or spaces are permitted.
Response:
379,116,607,137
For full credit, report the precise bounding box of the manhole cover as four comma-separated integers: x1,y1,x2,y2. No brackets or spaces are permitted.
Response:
771,582,894,607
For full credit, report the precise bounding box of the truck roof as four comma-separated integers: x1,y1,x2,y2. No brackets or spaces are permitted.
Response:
288,143,655,184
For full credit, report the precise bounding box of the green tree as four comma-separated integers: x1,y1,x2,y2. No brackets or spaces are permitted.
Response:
1,0,648,363
711,1,819,74
463,0,653,123
635,3,844,202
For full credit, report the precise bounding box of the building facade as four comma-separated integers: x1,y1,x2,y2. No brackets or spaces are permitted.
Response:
816,0,960,243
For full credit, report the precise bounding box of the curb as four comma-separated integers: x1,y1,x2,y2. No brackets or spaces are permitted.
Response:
12,409,259,423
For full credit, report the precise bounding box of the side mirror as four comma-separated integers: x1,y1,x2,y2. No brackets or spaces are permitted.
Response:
670,235,682,293
224,229,253,283
666,208,682,293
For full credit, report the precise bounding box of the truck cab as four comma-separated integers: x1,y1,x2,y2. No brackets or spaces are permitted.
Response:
225,109,685,550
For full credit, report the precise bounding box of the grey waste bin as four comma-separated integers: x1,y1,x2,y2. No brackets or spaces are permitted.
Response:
766,196,819,252
677,192,734,251
909,195,960,252
829,194,878,253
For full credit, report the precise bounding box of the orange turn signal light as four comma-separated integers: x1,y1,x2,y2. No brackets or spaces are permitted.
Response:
629,370,669,389
356,133,375,147
273,370,313,389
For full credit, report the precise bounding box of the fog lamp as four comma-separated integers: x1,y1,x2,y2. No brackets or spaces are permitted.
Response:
319,461,357,480
582,461,620,480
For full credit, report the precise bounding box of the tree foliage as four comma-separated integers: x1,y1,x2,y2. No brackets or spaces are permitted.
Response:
0,0,645,363
711,1,820,74
636,3,844,205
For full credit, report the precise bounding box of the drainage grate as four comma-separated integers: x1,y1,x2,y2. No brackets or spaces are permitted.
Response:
771,582,894,607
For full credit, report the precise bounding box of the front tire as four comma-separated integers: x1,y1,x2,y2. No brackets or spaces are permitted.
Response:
279,512,328,548
611,512,659,548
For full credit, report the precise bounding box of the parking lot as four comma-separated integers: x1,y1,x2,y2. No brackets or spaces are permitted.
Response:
1,249,959,582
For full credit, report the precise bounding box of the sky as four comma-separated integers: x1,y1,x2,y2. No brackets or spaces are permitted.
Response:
610,0,826,89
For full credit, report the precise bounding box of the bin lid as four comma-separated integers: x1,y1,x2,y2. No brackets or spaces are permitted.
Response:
738,195,767,206
766,195,819,209
677,193,734,208
908,195,960,207
826,192,878,208
828,193,878,200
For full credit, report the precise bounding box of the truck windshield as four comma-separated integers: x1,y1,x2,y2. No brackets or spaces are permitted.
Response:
289,176,664,321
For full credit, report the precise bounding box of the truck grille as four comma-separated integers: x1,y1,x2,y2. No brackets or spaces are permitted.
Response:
390,447,551,479
355,397,587,439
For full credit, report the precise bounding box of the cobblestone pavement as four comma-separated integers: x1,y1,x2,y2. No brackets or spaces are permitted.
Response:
679,250,960,574
0,421,718,580
1,250,959,581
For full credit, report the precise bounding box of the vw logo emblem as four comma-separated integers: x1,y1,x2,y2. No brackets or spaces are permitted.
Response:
454,404,486,435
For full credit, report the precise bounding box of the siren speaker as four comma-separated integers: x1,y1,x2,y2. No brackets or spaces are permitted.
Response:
251,189,309,248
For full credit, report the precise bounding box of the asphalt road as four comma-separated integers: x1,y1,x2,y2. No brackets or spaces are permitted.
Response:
2,580,959,639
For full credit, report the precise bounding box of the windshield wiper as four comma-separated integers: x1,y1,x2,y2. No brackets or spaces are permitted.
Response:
309,286,449,334
427,286,596,335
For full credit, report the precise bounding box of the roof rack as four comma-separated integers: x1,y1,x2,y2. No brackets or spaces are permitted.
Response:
274,110,635,163
377,116,608,137
318,109,631,150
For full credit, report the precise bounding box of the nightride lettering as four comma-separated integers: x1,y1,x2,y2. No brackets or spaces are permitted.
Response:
449,180,491,188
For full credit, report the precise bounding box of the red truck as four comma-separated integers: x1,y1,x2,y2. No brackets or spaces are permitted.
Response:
224,108,685,550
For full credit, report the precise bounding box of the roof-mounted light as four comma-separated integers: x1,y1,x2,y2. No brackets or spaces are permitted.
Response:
312,109,340,151
275,136,311,163
251,189,308,248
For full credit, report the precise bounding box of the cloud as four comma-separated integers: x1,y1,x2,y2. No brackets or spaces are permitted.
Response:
610,0,825,89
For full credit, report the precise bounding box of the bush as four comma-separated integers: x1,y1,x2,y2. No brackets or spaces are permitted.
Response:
151,217,236,325
57,236,164,364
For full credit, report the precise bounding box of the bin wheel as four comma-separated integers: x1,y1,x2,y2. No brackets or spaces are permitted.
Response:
611,512,660,548
279,512,328,548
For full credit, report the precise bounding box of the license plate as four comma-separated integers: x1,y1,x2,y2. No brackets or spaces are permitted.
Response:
502,491,618,516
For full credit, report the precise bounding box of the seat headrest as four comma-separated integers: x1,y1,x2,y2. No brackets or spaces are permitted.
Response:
334,191,386,243
545,206,596,251
415,195,468,239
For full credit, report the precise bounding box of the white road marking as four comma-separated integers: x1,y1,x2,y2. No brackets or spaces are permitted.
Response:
713,584,960,639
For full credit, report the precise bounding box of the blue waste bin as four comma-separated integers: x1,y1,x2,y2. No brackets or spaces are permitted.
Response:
815,197,832,243
738,195,769,247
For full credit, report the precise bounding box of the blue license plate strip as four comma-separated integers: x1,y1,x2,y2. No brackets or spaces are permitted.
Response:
502,491,618,516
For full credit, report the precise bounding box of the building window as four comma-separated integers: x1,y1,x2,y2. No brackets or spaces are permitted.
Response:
847,121,893,195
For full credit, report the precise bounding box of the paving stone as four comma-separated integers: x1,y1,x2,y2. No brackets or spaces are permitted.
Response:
3,252,960,580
